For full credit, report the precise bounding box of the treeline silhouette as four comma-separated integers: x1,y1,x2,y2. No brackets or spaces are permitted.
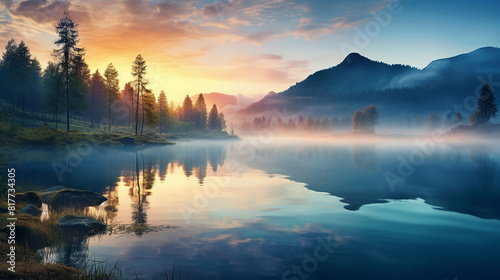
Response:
238,115,353,133
0,12,226,135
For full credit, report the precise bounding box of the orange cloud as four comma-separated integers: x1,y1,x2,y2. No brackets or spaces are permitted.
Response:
1,0,388,101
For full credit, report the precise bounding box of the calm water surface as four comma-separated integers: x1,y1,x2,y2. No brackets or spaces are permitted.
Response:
3,139,500,280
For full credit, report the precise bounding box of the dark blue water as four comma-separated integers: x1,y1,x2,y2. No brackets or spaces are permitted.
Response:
3,139,500,280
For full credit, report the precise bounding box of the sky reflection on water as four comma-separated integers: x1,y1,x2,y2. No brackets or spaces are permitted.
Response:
3,139,500,279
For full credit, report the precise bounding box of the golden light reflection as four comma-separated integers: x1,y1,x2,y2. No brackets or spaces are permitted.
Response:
100,161,337,228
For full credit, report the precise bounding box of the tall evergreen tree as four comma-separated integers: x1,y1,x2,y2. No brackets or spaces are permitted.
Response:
469,84,498,126
313,118,321,131
54,11,82,132
219,112,226,131
43,62,64,130
304,116,314,130
157,90,170,135
28,58,43,114
321,117,331,130
69,49,89,121
104,63,119,131
121,82,135,128
14,41,32,125
181,95,193,123
1,39,17,107
131,54,148,135
89,69,105,128
208,104,220,131
142,89,158,132
194,94,207,131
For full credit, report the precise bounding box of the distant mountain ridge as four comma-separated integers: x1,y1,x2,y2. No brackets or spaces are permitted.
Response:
191,92,237,111
424,47,500,73
241,47,500,118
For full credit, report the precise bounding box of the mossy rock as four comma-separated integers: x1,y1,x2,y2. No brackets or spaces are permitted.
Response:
38,185,68,204
19,204,42,216
50,189,107,211
57,215,107,233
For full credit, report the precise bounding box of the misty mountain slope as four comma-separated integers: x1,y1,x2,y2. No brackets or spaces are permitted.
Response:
396,47,500,87
241,47,500,117
285,53,417,97
425,46,500,74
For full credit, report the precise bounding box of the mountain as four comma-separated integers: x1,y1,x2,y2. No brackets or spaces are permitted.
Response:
425,46,500,74
241,47,500,119
191,92,237,111
285,52,417,96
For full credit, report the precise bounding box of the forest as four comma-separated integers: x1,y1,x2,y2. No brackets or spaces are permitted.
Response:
0,12,227,139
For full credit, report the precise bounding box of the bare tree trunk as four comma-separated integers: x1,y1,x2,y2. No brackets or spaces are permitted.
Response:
141,98,144,136
108,100,111,132
65,51,70,132
91,82,95,128
55,77,59,131
135,81,140,135
131,87,134,130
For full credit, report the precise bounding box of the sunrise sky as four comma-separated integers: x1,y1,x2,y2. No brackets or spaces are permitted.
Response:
1,0,499,102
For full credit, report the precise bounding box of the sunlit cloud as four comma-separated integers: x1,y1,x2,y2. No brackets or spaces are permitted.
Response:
1,0,499,101
0,0,386,100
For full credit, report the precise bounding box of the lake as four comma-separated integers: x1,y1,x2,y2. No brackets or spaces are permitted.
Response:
3,137,500,280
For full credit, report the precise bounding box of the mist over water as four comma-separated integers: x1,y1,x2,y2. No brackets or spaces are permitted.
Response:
2,138,499,279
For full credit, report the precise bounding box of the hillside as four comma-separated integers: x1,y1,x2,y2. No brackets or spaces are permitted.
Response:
241,47,500,119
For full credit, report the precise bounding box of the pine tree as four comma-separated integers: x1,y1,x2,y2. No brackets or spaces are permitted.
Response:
69,49,89,120
14,41,32,126
121,82,135,128
208,104,220,131
321,117,331,130
28,58,43,115
158,90,169,135
304,116,314,130
131,54,148,135
104,63,119,131
313,118,321,131
298,115,304,128
194,94,207,131
1,39,18,107
181,95,193,122
54,11,82,132
470,84,498,126
219,112,226,131
89,70,105,128
42,62,64,130
142,89,158,130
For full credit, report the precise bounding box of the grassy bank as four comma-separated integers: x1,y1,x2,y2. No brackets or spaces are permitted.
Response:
0,182,108,279
0,123,175,146
0,110,238,146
